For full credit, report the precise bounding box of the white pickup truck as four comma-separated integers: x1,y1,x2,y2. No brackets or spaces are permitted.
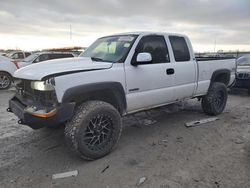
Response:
8,32,236,160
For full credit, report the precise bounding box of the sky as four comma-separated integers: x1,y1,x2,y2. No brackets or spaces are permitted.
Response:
0,0,249,52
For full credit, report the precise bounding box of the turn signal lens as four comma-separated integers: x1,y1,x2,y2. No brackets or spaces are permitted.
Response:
31,109,57,118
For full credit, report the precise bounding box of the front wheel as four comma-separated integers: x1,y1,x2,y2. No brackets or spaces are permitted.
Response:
0,72,12,90
201,82,228,116
65,101,122,160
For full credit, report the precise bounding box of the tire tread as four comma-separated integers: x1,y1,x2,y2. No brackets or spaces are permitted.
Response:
65,100,122,160
201,82,228,116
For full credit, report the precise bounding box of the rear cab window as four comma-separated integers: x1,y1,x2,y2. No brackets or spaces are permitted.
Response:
169,36,190,62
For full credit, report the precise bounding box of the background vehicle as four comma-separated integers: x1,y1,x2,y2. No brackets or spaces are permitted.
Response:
0,52,75,89
8,32,236,160
18,52,75,68
234,55,250,94
0,52,7,56
6,51,31,62
0,56,19,89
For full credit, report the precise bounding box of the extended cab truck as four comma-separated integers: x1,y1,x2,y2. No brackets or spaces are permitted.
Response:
8,32,236,160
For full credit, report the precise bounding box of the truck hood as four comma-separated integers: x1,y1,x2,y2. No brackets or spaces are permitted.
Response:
14,57,113,80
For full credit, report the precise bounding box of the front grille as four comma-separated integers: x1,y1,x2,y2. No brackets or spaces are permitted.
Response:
237,73,250,80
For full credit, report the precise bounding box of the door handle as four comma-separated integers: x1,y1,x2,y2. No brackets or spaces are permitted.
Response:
166,68,175,75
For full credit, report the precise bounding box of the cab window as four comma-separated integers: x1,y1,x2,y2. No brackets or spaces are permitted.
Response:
132,35,170,64
169,36,190,62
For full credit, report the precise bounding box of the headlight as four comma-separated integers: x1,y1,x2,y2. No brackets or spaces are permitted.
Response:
31,80,55,91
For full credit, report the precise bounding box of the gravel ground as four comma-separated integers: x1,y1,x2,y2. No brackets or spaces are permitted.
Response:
0,89,250,188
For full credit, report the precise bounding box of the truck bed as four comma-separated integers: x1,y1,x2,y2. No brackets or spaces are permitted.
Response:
194,57,236,96
196,57,236,61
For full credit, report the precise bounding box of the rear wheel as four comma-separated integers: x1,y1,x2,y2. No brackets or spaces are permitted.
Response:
0,72,12,90
202,82,228,115
65,101,122,160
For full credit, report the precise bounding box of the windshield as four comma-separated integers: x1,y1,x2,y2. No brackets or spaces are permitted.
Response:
23,53,39,62
79,35,138,63
237,56,250,66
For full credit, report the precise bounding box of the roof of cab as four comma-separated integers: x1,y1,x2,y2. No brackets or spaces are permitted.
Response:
103,31,188,38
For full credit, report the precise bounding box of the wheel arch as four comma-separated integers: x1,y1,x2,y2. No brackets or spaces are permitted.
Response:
62,82,127,115
210,69,230,87
0,70,13,79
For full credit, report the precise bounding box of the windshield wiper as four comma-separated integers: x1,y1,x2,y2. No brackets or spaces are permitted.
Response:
91,57,105,62
91,57,114,63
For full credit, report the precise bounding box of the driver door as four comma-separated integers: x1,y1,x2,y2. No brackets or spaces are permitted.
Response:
125,35,175,112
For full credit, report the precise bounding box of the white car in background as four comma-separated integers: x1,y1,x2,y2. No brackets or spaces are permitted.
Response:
0,52,7,56
6,51,31,62
0,55,19,89
0,52,75,89
18,52,75,68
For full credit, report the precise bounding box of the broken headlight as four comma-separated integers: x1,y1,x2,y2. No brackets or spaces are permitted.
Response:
30,78,55,91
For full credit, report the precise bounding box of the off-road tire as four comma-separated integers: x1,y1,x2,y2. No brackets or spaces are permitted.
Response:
201,82,228,116
65,101,122,160
0,72,12,90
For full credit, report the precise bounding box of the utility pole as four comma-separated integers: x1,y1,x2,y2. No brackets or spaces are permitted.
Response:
70,24,72,40
214,38,216,53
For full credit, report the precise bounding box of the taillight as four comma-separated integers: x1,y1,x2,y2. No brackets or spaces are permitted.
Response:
11,61,19,69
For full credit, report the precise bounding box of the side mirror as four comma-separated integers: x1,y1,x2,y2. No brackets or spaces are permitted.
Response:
131,52,152,66
136,52,152,63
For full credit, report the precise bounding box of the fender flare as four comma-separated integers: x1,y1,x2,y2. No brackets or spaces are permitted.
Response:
210,69,231,87
61,82,127,114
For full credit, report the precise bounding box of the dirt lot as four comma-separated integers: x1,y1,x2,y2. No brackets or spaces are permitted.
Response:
0,89,250,188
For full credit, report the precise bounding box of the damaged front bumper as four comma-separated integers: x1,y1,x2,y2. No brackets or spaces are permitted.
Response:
8,96,75,129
